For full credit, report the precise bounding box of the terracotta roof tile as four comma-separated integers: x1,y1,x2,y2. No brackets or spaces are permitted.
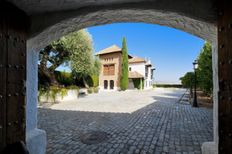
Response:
128,57,146,63
95,45,121,55
129,71,144,78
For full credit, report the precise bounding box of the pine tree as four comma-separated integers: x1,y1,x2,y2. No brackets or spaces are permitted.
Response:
120,37,129,90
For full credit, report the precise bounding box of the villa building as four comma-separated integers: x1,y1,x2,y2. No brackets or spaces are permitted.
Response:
96,45,155,90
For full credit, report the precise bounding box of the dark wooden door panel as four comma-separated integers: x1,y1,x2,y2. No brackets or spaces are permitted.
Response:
0,1,28,151
0,10,8,151
218,0,232,153
6,24,27,144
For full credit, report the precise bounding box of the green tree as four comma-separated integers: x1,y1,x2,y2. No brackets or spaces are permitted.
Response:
180,72,195,96
197,42,213,96
39,39,70,86
91,57,101,87
120,37,129,90
92,57,101,76
55,71,73,86
38,29,96,87
63,29,94,88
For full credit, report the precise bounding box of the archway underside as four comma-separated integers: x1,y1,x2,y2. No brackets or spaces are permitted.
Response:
28,8,217,51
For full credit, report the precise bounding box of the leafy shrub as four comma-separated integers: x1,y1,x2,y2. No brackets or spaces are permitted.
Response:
132,79,144,90
154,84,183,88
152,84,156,88
73,75,94,88
59,88,68,99
38,85,50,103
87,87,99,94
87,87,93,94
91,75,99,87
55,71,74,86
66,85,79,90
93,87,99,93
38,85,68,104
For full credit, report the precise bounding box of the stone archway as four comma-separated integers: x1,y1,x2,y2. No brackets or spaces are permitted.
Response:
28,7,217,51
2,0,229,154
25,4,218,154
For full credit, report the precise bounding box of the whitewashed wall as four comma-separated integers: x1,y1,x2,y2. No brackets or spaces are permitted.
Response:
129,62,153,89
26,49,46,154
129,63,146,76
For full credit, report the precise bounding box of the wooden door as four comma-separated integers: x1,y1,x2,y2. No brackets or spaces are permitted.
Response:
0,1,28,151
104,80,108,89
110,80,114,90
218,0,232,153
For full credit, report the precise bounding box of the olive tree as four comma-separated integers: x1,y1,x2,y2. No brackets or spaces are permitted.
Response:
63,29,94,88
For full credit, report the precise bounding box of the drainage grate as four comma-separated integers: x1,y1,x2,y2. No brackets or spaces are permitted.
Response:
80,131,109,145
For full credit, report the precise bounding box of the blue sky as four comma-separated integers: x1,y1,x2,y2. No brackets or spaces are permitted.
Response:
88,23,204,84
58,23,205,84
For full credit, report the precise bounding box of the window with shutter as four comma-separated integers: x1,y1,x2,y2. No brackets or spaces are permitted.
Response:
103,64,115,76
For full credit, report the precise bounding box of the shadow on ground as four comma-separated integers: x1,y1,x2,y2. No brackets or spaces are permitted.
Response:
38,90,213,154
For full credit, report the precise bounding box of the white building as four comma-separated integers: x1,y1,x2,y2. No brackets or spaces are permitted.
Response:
128,57,155,89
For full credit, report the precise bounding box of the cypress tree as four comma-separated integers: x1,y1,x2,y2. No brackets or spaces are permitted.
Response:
120,37,129,90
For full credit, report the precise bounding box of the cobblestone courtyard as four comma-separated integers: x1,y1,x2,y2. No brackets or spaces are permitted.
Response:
38,88,213,154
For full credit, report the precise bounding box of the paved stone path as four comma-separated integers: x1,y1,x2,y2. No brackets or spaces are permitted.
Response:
38,88,213,154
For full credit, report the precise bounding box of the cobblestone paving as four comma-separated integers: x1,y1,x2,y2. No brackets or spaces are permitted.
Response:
38,89,213,154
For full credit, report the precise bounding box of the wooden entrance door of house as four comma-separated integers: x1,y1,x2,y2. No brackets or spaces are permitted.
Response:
110,80,114,90
0,2,28,152
104,80,108,89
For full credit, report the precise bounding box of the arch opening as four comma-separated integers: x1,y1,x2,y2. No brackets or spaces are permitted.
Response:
26,7,218,154
34,23,215,154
